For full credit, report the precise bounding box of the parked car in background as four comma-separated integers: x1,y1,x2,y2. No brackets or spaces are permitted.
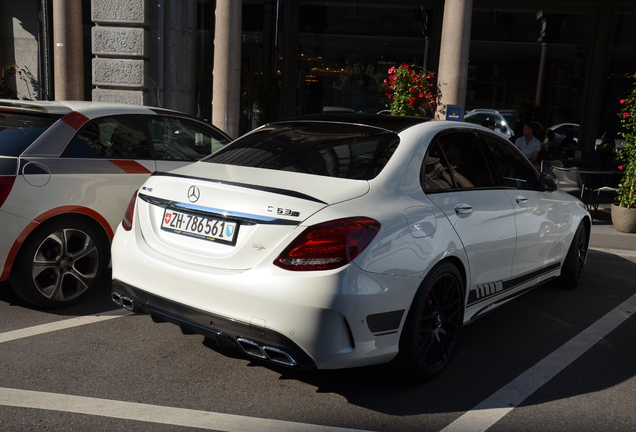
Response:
464,108,514,138
546,123,579,154
111,114,590,380
0,100,231,308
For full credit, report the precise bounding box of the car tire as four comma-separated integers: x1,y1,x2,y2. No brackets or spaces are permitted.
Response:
395,261,465,381
558,221,589,289
9,217,109,308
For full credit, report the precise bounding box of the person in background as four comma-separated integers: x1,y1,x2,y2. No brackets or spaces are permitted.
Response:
514,122,541,170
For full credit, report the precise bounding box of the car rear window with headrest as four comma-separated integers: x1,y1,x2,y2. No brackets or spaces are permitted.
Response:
203,122,400,180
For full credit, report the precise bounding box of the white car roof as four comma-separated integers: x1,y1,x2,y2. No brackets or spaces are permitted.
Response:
0,99,168,119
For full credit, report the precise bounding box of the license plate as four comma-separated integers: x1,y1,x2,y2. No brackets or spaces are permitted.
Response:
161,208,238,245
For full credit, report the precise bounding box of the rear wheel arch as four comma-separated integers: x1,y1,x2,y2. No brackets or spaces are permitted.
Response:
9,212,112,308
394,258,466,381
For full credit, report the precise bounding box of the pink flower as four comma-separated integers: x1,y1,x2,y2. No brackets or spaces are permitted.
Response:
623,112,631,117
620,99,626,104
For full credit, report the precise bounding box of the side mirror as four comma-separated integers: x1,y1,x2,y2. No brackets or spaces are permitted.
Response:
539,170,558,191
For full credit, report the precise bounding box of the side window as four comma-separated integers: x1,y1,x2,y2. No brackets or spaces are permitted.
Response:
65,116,150,159
422,141,455,191
481,134,541,191
146,117,228,161
421,131,494,193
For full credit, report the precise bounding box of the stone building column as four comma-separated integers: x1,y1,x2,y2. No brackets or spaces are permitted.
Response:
212,0,242,138
579,7,614,156
52,0,84,100
91,0,152,105
434,0,473,120
162,0,197,115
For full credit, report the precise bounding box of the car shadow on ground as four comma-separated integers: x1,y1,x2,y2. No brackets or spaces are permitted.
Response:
199,249,636,416
2,251,634,417
0,269,119,316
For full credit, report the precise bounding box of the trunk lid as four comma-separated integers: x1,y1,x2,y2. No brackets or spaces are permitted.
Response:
135,163,370,270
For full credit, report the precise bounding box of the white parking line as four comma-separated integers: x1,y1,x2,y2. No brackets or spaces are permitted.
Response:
0,309,129,344
440,292,636,432
0,387,367,432
1,295,634,431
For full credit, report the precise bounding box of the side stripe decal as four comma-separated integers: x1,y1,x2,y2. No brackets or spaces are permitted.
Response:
59,111,89,130
108,160,153,174
467,262,561,306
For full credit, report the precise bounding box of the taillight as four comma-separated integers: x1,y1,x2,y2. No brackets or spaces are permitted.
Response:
274,217,381,271
122,190,138,231
0,176,16,207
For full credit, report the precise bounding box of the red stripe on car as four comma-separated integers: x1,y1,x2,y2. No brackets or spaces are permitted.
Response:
0,206,115,281
109,160,152,174
60,111,89,130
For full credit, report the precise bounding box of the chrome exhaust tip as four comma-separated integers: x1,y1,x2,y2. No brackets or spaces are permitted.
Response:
111,292,136,312
262,346,297,367
237,337,267,359
236,337,298,367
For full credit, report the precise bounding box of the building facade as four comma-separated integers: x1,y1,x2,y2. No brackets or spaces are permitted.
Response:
1,0,635,152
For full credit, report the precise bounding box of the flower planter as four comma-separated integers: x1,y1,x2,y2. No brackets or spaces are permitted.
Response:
611,203,636,233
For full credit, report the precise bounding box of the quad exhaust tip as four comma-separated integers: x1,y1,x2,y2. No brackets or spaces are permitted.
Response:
110,293,297,367
112,291,136,312
236,337,298,367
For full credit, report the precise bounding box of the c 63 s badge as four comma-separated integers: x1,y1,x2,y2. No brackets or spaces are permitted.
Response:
267,206,300,217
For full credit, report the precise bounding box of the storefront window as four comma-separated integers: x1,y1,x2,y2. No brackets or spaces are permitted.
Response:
295,2,438,115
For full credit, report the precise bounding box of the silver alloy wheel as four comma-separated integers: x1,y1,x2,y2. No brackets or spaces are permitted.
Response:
31,228,100,302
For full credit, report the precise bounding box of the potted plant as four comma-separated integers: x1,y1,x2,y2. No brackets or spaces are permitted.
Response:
611,78,636,233
384,64,436,117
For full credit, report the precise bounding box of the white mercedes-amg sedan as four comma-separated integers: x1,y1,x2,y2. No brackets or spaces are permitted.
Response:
111,114,590,380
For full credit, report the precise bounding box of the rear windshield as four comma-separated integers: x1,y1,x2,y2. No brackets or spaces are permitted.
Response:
0,111,61,156
204,122,400,180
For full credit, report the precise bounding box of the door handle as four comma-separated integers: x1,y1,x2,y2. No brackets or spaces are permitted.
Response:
515,196,529,206
454,204,473,215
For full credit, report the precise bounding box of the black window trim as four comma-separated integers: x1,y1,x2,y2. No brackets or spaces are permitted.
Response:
476,131,544,192
420,129,502,194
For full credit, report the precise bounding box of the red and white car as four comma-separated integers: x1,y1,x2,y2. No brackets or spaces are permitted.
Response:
0,100,230,308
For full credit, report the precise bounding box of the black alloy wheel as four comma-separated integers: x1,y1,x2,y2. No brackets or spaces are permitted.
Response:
558,222,589,289
397,261,465,381
9,218,108,308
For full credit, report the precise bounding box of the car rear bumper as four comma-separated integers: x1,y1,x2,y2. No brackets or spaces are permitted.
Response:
111,221,422,369
112,280,318,369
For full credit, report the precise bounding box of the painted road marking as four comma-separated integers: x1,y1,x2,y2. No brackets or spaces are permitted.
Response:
0,387,367,432
440,292,636,432
0,309,128,344
1,295,634,431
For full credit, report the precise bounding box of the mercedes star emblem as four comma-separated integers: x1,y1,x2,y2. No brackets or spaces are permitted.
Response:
187,185,200,203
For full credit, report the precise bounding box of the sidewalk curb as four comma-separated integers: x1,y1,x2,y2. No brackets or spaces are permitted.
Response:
588,247,636,259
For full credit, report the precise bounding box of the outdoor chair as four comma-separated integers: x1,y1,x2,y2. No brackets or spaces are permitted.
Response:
551,166,584,199
540,159,564,173
591,186,618,218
